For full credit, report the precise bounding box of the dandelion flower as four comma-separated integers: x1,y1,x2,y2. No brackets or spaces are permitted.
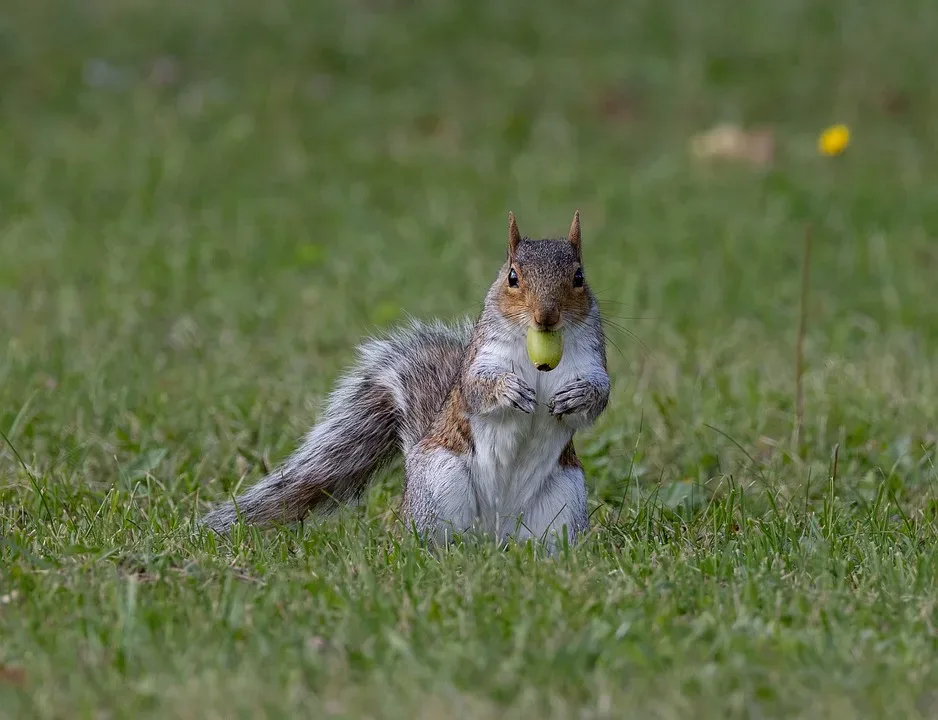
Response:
818,124,850,156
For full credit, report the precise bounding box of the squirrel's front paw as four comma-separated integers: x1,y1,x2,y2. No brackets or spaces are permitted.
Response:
548,379,594,417
497,373,536,414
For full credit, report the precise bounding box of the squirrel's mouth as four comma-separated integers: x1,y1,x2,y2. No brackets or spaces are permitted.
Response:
530,319,564,333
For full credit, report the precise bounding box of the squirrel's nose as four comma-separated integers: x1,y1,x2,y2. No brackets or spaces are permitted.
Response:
533,307,561,330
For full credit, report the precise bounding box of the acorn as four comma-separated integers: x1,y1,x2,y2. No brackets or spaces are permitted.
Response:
526,328,563,372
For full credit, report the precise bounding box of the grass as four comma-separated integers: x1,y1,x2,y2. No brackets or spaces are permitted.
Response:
2,0,938,716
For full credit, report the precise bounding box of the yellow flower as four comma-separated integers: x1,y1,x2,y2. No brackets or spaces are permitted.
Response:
818,124,850,156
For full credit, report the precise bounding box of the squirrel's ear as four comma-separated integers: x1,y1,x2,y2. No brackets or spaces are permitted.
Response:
568,210,581,253
508,211,522,257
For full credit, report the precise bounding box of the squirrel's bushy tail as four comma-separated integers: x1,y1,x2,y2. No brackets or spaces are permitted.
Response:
200,320,471,534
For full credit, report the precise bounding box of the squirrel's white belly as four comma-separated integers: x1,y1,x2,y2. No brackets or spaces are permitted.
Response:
467,341,581,536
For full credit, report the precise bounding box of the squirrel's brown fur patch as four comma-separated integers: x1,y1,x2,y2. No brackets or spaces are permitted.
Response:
420,327,484,455
559,440,582,469
423,384,474,454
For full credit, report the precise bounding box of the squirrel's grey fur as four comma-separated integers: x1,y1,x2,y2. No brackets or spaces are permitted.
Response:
201,212,610,549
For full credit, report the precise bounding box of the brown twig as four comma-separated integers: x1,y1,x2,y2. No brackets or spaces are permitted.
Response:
831,443,840,485
794,223,813,455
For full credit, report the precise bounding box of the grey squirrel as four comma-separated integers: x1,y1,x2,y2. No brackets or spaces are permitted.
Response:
201,211,610,550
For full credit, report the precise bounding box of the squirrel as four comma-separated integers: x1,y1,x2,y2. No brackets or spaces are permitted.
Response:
200,211,610,550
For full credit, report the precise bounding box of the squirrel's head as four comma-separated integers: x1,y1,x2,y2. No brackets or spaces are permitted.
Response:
495,211,592,332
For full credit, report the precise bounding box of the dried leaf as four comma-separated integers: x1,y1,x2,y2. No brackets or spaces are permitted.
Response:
689,123,775,167
596,86,642,124
0,664,26,687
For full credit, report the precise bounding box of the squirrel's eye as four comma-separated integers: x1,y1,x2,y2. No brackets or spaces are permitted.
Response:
507,267,519,288
573,268,584,288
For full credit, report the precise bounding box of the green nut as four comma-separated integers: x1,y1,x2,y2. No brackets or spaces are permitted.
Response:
526,328,563,372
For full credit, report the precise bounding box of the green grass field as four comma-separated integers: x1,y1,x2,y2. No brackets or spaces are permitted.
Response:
3,0,938,716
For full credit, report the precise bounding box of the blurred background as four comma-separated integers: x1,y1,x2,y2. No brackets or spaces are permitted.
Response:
2,0,938,506
5,4,938,714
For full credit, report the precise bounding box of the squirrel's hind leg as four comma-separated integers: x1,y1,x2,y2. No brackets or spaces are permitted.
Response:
402,443,476,547
512,464,589,553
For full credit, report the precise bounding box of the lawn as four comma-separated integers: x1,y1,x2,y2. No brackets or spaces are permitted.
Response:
3,0,938,717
